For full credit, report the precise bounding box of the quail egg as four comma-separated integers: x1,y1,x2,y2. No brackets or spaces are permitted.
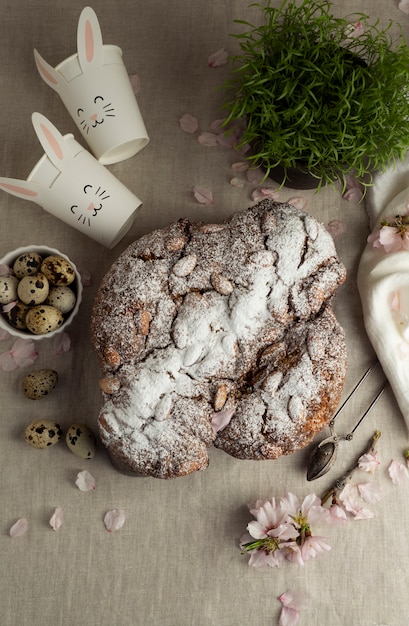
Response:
45,285,76,314
25,419,63,449
0,275,18,304
22,368,58,400
66,423,97,459
41,255,76,286
25,305,64,335
17,273,49,306
13,251,43,278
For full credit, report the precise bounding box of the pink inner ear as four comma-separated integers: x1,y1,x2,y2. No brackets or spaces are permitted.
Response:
0,183,38,197
37,57,58,86
85,19,94,63
41,124,64,161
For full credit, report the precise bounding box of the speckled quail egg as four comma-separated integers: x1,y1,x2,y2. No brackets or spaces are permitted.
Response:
66,423,96,459
45,285,76,314
17,273,49,306
22,369,58,400
3,300,30,329
0,275,19,304
25,305,64,335
13,251,43,278
41,255,76,286
25,419,63,449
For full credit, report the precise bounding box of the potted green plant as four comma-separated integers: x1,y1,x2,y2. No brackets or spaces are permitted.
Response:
222,0,409,189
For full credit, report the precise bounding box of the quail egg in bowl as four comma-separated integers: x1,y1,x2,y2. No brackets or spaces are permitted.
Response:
0,245,83,340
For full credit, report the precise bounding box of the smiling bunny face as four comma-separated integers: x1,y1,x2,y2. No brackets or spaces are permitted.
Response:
77,95,116,136
34,6,149,164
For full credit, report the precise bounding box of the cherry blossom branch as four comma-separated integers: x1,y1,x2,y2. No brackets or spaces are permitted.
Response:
320,430,381,505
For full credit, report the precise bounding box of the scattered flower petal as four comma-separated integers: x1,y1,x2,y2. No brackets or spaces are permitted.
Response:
229,177,245,189
251,188,280,203
49,507,64,531
192,186,214,205
179,113,199,134
399,0,409,14
287,196,307,210
0,264,13,276
53,332,71,355
327,504,347,524
388,459,409,485
279,589,309,626
211,408,235,433
78,267,92,287
10,517,28,538
358,451,380,473
326,220,347,239
197,132,219,147
2,300,17,313
210,118,227,133
129,73,141,94
357,482,382,505
216,131,240,148
208,48,228,67
75,470,96,492
231,161,249,172
104,508,126,532
0,339,38,371
247,167,266,185
343,21,365,41
343,187,363,203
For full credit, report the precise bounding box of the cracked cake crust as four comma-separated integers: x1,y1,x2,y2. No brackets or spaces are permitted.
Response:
91,200,347,478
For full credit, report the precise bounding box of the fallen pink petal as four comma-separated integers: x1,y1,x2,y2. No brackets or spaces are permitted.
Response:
78,267,92,287
49,507,64,531
399,0,409,14
343,186,363,203
357,482,382,505
211,408,235,433
197,132,219,147
208,48,228,67
231,161,249,172
0,338,38,371
287,196,307,211
2,300,17,313
209,118,227,133
327,504,347,524
230,177,245,189
325,220,347,239
0,264,13,276
0,328,10,341
104,509,126,532
251,188,280,203
179,113,199,134
247,167,266,185
10,517,28,538
129,73,141,94
388,459,409,485
358,451,380,473
53,332,71,355
75,470,96,492
192,186,214,205
279,589,309,626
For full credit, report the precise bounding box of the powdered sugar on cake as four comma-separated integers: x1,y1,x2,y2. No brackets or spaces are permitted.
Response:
91,200,347,478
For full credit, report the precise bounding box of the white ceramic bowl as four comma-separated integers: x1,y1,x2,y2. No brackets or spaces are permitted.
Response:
0,245,83,340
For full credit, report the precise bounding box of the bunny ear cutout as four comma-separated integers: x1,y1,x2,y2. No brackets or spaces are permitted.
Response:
77,6,103,72
34,49,64,94
31,113,77,167
0,178,40,201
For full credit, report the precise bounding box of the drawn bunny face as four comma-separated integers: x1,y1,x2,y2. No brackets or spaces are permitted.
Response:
70,183,110,227
0,113,142,248
76,95,116,136
33,6,148,164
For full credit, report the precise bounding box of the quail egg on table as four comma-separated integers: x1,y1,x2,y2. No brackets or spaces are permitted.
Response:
41,255,76,286
0,275,19,304
25,305,64,335
13,251,43,278
66,423,97,459
22,368,58,400
25,419,63,449
17,273,49,306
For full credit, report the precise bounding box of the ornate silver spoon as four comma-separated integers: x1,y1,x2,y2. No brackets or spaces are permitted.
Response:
306,362,386,481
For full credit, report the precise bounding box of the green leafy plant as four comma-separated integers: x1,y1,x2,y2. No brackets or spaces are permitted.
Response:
222,0,409,188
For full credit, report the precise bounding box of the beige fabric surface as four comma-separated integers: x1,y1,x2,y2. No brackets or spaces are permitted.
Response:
0,1,408,624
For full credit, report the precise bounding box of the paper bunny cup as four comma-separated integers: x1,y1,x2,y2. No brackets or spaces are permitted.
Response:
34,6,149,164
0,113,142,248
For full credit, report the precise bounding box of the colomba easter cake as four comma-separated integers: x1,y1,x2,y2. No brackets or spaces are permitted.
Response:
91,199,347,478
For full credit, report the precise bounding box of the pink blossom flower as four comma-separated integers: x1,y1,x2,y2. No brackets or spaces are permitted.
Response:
208,48,228,67
368,225,409,253
0,339,38,371
358,451,380,473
